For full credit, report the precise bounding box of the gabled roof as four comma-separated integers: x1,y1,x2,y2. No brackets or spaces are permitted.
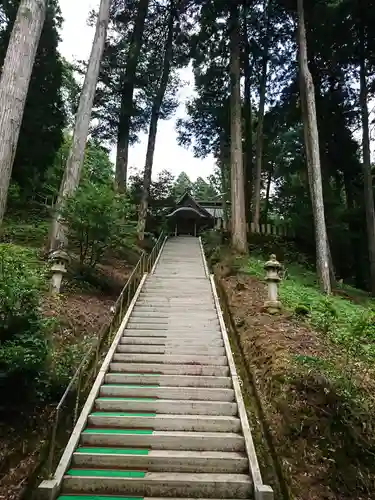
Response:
166,206,209,219
175,191,213,219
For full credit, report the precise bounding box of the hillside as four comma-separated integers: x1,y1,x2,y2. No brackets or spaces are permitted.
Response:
0,215,137,500
204,232,375,500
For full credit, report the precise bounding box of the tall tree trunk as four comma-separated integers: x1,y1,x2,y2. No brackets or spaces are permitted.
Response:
264,164,273,221
229,1,247,253
344,173,365,289
48,0,111,251
137,0,175,241
219,133,230,230
297,0,331,294
359,4,375,294
115,0,150,191
242,0,253,221
252,0,270,230
0,0,47,225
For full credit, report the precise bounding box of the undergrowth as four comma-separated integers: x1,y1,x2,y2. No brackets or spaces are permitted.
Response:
243,254,375,497
202,230,375,497
243,255,375,368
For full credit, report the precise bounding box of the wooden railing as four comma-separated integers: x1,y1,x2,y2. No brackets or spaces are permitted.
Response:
248,222,294,238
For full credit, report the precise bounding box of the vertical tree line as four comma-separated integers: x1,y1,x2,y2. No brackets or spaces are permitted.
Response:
1,0,375,295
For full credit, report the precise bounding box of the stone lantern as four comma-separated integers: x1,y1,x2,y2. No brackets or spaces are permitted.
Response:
49,249,70,294
264,254,282,314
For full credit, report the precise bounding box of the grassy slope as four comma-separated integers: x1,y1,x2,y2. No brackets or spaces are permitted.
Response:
215,245,375,500
0,215,134,499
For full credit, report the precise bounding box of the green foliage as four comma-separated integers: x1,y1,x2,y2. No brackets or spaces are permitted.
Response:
289,354,375,495
89,0,185,144
201,229,223,265
245,254,375,365
310,297,338,334
1,219,49,247
192,176,219,201
60,183,136,268
43,135,114,203
48,342,88,394
0,245,49,400
172,171,193,199
1,0,66,200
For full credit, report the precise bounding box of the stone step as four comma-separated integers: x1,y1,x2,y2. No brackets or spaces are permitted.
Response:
139,291,212,297
58,496,240,500
109,363,229,376
152,275,206,279
128,317,219,325
71,449,248,473
104,373,232,388
155,264,204,268
119,337,224,347
99,385,234,401
87,412,241,432
144,284,211,289
136,302,215,307
112,353,227,366
122,329,222,338
80,430,245,452
135,301,214,308
126,322,220,330
155,263,204,266
132,308,217,314
125,324,220,331
94,397,237,416
133,299,216,306
116,344,225,356
62,470,252,498
142,289,212,295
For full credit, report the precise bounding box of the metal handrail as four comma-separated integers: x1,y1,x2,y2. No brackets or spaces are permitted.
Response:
43,231,165,478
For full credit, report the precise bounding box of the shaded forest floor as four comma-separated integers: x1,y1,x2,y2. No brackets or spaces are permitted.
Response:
0,217,136,500
212,242,375,500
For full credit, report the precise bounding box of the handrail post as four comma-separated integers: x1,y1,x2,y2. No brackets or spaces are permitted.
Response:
73,369,82,425
47,409,60,478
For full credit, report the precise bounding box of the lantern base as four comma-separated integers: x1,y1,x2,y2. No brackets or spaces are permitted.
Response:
263,300,282,314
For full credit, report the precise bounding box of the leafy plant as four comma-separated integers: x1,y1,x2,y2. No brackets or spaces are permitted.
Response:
60,183,136,268
311,297,338,334
342,310,375,370
0,245,49,400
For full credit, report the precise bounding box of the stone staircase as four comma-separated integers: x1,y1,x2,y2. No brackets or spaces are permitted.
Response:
40,236,273,500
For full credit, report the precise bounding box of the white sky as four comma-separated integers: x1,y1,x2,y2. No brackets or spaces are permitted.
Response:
57,0,215,181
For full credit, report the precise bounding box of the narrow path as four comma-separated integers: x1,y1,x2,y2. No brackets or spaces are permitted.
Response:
41,236,272,500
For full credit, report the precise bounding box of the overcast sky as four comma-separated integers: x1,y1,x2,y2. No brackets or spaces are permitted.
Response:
57,0,215,182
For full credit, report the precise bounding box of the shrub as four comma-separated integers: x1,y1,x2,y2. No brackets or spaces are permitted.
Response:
0,220,49,246
201,229,223,266
60,183,136,268
0,245,49,401
311,296,338,334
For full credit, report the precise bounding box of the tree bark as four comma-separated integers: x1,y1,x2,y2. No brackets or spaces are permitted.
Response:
297,0,331,294
137,0,175,241
252,0,270,230
219,133,230,230
115,0,150,191
344,173,366,289
359,3,375,294
48,0,111,251
0,0,47,225
264,164,273,221
242,0,253,221
229,1,247,253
